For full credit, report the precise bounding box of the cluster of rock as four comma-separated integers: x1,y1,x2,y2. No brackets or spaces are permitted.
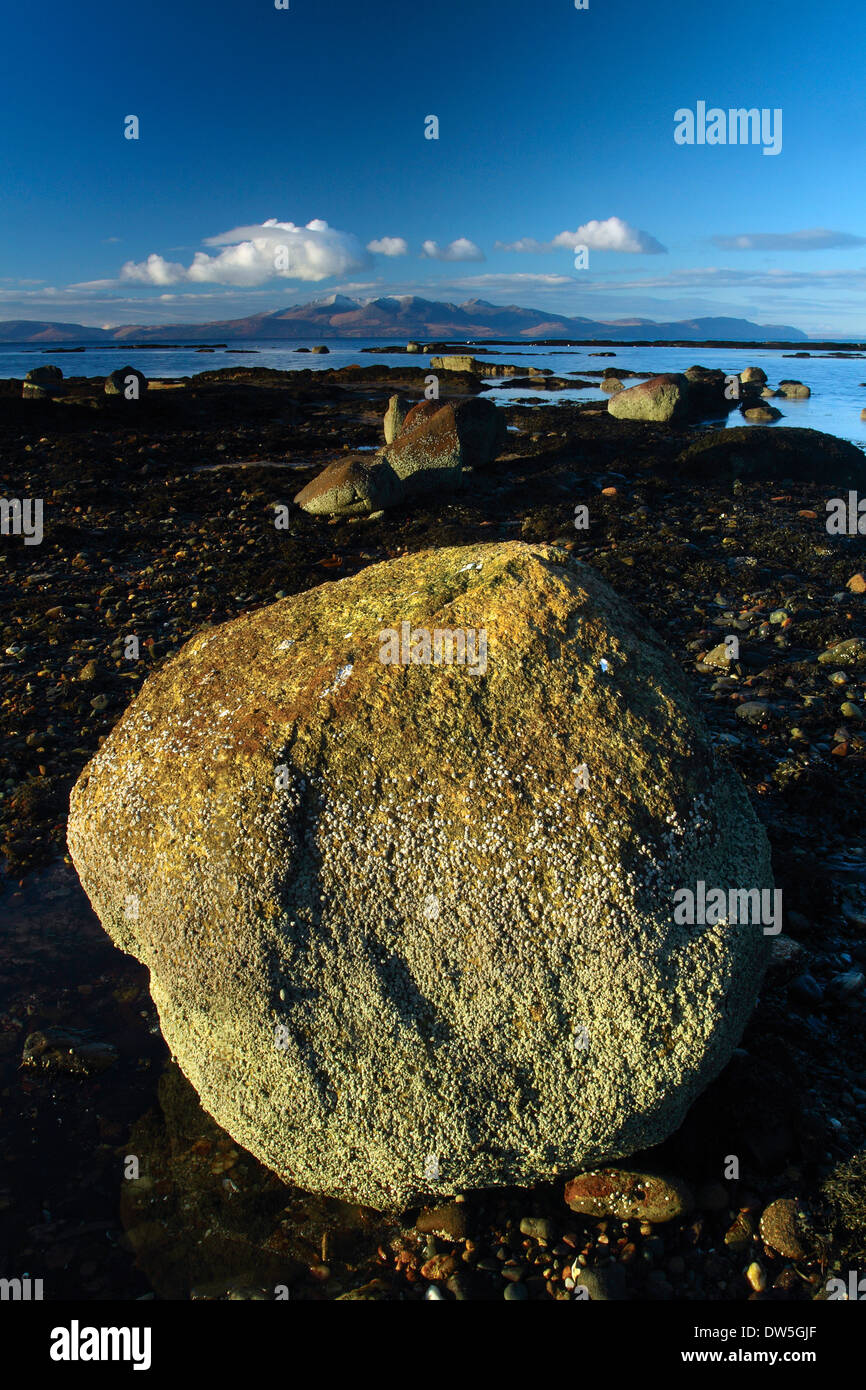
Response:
68,541,773,1209
605,365,811,424
294,393,508,516
22,364,149,400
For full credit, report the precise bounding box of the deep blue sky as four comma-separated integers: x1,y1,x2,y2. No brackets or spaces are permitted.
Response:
2,0,865,334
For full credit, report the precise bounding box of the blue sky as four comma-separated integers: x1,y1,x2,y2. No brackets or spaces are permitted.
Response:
2,0,865,335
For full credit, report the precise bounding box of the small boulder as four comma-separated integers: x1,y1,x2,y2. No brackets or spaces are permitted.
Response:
778,380,811,398
740,366,768,384
607,373,690,422
23,364,64,398
105,366,148,397
311,345,330,354
294,454,400,516
383,394,410,444
405,341,422,353
742,404,783,422
600,378,624,394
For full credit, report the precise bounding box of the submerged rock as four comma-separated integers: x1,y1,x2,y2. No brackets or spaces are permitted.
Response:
68,542,773,1209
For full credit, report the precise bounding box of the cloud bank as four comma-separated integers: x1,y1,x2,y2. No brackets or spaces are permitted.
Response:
712,228,866,252
121,219,372,286
496,218,667,255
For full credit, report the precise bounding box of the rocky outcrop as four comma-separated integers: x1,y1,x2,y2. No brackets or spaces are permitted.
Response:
430,354,479,373
677,426,866,485
68,541,773,1209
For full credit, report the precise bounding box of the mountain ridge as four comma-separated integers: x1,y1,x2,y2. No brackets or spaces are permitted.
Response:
0,297,810,343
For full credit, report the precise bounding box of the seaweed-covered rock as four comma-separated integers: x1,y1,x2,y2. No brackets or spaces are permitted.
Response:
68,542,772,1209
677,426,866,485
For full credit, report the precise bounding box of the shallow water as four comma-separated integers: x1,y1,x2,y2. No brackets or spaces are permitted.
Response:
2,338,864,446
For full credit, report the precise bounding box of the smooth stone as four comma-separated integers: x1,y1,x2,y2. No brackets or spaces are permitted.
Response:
564,1169,694,1223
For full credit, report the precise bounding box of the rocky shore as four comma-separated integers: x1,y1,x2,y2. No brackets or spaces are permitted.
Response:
1,363,865,1300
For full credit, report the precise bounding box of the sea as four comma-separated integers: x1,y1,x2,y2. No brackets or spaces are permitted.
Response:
2,337,865,446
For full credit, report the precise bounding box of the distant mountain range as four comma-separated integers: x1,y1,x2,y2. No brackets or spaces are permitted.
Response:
0,295,809,343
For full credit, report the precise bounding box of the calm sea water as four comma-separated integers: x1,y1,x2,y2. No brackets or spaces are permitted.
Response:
2,337,865,446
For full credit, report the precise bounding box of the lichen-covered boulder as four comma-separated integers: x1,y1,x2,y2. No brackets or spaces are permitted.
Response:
607,373,690,422
67,542,772,1209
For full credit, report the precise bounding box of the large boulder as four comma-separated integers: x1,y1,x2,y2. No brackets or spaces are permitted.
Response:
677,426,866,486
68,541,773,1210
683,365,735,420
607,373,690,422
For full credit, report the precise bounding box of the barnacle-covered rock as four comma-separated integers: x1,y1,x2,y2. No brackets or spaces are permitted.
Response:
67,542,772,1208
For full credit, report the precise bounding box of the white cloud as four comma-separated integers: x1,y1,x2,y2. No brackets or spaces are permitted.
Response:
421,237,485,262
496,218,666,255
119,219,371,286
367,236,408,256
712,228,866,251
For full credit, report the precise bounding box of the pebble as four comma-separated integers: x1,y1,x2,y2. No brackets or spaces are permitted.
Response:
745,1261,768,1292
565,1169,693,1223
504,1282,528,1300
518,1216,557,1243
416,1202,467,1242
790,973,824,1005
759,1199,810,1260
419,1254,457,1282
573,1264,627,1301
